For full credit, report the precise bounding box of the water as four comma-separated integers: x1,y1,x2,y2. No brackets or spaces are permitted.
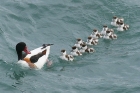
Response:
0,0,140,93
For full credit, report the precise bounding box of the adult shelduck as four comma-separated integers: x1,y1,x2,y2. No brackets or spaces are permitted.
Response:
16,42,53,69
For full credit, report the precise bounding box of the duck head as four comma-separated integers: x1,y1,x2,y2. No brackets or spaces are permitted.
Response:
77,38,82,44
81,44,87,50
103,25,108,31
16,42,31,60
61,49,66,55
87,36,93,42
112,16,118,22
93,29,98,34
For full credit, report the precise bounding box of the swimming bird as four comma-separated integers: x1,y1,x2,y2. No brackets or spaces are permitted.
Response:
117,21,129,31
60,49,74,61
86,36,97,45
16,42,53,69
108,28,114,34
74,38,84,49
111,16,124,27
70,46,82,56
103,30,112,39
80,44,95,53
101,25,108,36
109,33,117,39
90,29,102,39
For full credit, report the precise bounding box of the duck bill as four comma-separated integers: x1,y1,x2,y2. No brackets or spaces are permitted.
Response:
24,46,31,54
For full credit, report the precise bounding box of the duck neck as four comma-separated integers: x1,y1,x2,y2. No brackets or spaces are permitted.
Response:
62,52,66,56
82,46,87,50
89,39,92,42
113,19,117,22
62,53,65,56
17,51,22,60
78,40,82,44
120,24,124,27
103,27,108,31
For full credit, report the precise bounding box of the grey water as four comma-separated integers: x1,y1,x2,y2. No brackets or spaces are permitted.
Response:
0,0,140,93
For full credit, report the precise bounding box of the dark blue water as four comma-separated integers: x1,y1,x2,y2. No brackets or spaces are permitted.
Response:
0,0,140,93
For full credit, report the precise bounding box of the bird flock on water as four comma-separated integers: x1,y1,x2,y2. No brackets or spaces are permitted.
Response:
60,16,129,61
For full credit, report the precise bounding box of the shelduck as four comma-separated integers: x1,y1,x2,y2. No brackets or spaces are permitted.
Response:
16,42,53,69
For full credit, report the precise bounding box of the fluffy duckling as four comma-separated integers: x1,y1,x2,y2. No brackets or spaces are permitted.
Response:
108,28,114,34
103,30,117,40
93,38,99,44
109,33,117,39
70,46,82,56
86,36,97,45
106,29,117,39
111,16,124,27
74,38,84,49
103,30,112,39
60,49,74,61
80,44,95,53
117,21,129,31
101,25,108,36
90,29,102,39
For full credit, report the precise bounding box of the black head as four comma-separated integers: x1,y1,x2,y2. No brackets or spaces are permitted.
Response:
16,42,30,60
106,30,110,33
119,21,124,25
77,38,81,41
16,42,26,52
72,46,77,49
93,29,97,32
103,25,107,28
88,36,92,39
82,44,86,47
61,49,66,53
113,16,117,19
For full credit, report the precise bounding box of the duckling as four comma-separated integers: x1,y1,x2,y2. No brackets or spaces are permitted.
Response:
80,44,95,53
70,46,82,56
109,33,117,39
117,21,129,31
74,38,84,49
111,16,124,27
101,25,108,36
108,28,114,34
90,29,102,39
86,36,97,45
103,30,112,39
60,49,74,61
